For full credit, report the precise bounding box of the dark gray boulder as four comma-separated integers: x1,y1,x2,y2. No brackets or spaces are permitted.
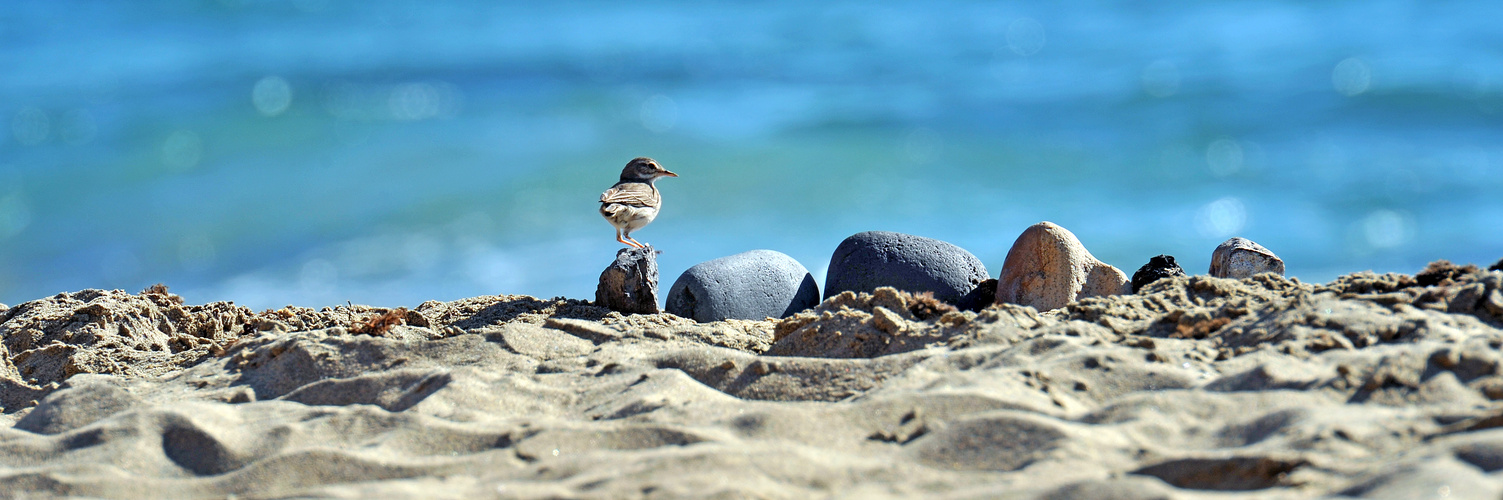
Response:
824,231,990,310
666,249,819,322
596,245,660,315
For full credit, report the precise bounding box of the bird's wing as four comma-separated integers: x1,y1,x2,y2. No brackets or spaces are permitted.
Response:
599,182,657,206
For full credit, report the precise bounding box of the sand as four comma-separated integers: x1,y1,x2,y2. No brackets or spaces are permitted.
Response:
3,262,1503,499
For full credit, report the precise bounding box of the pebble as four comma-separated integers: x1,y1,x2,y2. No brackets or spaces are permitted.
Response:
1132,254,1187,293
996,221,1129,311
1209,237,1284,279
823,231,990,310
666,250,820,322
595,245,660,315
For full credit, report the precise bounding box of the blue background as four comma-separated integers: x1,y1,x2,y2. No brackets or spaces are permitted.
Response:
2,1,1500,310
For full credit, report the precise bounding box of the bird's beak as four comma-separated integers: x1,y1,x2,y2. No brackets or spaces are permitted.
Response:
659,169,678,178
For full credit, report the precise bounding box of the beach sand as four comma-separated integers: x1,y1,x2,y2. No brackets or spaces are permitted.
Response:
3,262,1503,498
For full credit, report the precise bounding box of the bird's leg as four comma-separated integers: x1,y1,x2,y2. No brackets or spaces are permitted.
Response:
616,229,641,248
625,234,646,248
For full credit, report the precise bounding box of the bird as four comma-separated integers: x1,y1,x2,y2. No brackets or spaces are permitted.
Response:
599,157,677,248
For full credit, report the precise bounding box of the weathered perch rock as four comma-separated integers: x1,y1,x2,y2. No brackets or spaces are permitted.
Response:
596,245,660,314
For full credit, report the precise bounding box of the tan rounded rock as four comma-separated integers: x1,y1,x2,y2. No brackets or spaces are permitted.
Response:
1209,237,1284,279
996,221,1130,311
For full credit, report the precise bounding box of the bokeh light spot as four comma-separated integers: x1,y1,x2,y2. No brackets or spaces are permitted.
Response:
252,76,293,117
1006,18,1046,56
389,82,440,120
1332,57,1372,96
1362,209,1411,249
1196,197,1246,238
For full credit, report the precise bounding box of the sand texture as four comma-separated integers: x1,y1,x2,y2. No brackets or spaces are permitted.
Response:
4,262,1503,498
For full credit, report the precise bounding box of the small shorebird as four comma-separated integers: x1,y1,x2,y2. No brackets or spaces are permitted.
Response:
599,157,677,248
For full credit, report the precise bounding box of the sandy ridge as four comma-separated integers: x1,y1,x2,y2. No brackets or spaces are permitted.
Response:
1,262,1502,498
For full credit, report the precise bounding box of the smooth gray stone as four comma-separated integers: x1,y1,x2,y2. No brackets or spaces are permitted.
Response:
824,231,989,310
596,245,660,315
666,249,819,322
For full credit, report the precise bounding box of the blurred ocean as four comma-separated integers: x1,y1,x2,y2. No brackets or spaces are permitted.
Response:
1,0,1501,311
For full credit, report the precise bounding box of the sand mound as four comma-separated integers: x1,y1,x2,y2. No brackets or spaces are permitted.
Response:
0,287,257,411
5,263,1503,498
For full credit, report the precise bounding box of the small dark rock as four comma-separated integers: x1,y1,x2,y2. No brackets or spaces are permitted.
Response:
958,279,998,312
1488,257,1502,273
666,250,819,322
1132,255,1187,293
824,231,990,310
595,245,660,315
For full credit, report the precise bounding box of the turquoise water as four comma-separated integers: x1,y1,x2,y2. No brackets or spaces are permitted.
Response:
2,1,1501,310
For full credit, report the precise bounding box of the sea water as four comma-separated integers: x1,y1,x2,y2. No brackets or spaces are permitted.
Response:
2,1,1501,310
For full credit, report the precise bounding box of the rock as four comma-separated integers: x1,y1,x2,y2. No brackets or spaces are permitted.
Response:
666,250,819,322
823,231,990,310
1131,254,1187,293
964,279,998,309
1490,257,1503,272
595,245,660,315
1209,237,1284,279
996,221,1129,311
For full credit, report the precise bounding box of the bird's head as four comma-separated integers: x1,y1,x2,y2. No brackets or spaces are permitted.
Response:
620,157,678,182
